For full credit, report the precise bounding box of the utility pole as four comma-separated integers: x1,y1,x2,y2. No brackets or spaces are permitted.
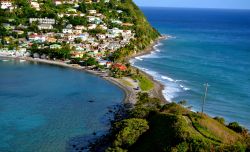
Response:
202,83,209,113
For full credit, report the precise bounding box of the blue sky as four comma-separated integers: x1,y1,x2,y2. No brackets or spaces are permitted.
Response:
133,0,250,10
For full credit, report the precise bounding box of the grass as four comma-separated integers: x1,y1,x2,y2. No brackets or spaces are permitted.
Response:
119,78,133,87
132,74,154,91
130,103,244,151
193,113,242,144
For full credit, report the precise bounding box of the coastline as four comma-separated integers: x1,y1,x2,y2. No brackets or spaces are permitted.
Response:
127,35,168,103
0,35,167,105
0,55,136,104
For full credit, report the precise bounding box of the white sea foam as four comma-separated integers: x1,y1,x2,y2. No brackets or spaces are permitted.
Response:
129,34,191,102
135,57,143,61
2,59,9,62
179,85,190,91
161,76,175,82
155,49,161,52
175,80,183,82
183,87,190,91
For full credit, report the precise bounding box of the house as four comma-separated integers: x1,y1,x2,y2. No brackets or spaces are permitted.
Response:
111,19,122,25
30,1,40,11
63,0,78,4
87,16,102,24
67,8,77,13
75,25,86,30
50,44,62,49
29,18,56,24
85,0,99,3
0,0,12,9
117,10,123,13
71,51,85,58
46,37,57,43
106,61,112,68
88,10,97,14
38,24,53,30
88,24,97,30
63,28,73,34
108,28,123,36
13,30,24,35
122,23,134,27
72,29,82,34
29,34,46,42
97,34,106,40
112,63,127,71
63,24,73,34
98,59,108,66
99,24,107,30
2,23,15,30
54,0,62,5
75,33,89,41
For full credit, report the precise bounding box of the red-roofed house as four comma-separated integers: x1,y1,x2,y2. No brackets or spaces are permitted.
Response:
112,63,127,71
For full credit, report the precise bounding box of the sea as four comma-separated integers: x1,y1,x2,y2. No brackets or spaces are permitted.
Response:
0,59,124,152
131,7,250,128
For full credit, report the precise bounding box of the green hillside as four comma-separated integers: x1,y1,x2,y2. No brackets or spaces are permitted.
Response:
91,93,250,152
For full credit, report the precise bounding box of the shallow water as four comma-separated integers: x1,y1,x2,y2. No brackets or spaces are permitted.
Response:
0,58,124,152
133,7,250,128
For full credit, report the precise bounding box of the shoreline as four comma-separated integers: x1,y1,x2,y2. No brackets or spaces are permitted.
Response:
0,35,167,104
0,55,136,104
127,35,168,103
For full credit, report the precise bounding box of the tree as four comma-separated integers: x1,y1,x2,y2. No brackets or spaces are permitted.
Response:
113,118,149,148
85,57,98,66
227,122,247,133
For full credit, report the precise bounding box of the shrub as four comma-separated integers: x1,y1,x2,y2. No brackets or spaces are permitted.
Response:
227,122,245,133
113,118,149,148
214,116,225,125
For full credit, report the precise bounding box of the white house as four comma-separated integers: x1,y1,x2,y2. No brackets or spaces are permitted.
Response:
38,24,53,30
88,10,97,14
75,33,89,41
72,29,82,34
63,28,73,34
29,34,46,42
54,0,62,5
30,1,40,11
75,25,86,30
1,0,12,9
29,18,56,24
97,34,106,40
99,24,107,30
88,24,97,30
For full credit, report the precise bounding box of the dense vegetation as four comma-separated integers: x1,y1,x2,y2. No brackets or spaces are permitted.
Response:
89,93,250,152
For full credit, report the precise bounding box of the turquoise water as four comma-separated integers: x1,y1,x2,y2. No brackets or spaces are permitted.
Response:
0,58,124,152
132,8,250,128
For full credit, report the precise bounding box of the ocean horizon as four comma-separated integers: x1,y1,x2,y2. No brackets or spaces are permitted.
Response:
132,7,250,128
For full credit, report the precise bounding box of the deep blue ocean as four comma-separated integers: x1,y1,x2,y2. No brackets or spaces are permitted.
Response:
0,59,124,152
132,7,250,128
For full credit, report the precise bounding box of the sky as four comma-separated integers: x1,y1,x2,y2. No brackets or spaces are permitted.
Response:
133,0,250,10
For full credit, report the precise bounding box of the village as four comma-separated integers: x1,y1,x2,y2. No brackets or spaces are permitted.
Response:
0,0,135,70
